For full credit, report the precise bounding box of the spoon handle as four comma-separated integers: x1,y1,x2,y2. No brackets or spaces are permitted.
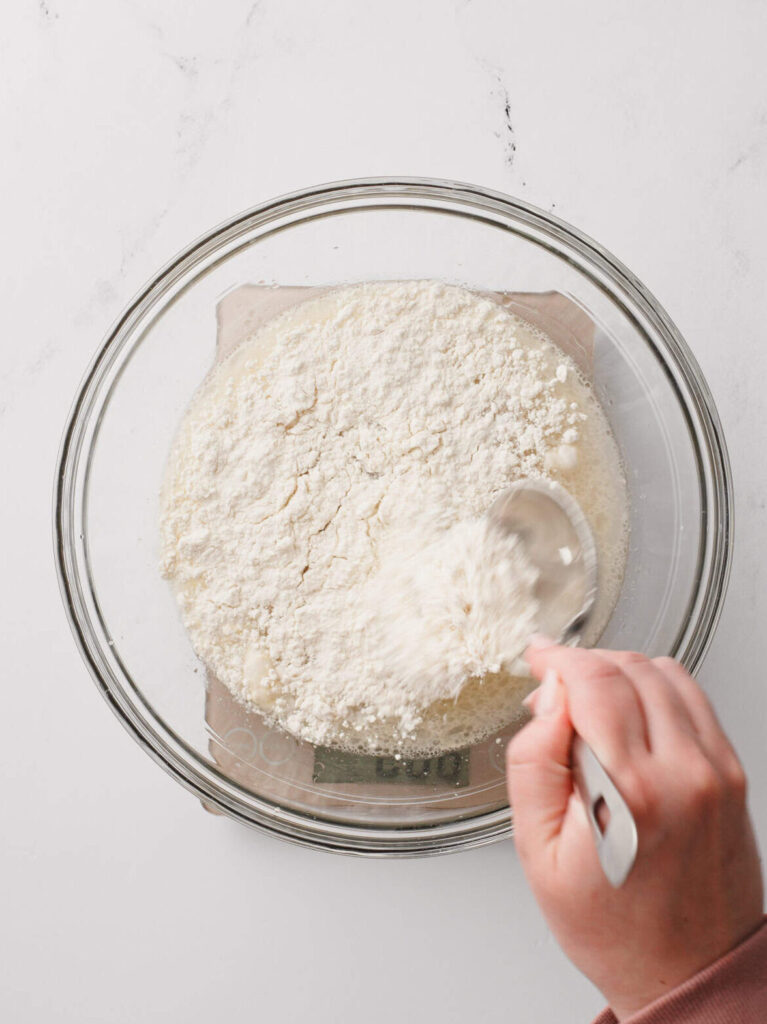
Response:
571,735,638,888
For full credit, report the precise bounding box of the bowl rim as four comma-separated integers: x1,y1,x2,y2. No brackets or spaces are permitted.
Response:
53,176,733,856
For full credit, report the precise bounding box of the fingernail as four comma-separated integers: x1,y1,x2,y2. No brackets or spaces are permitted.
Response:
536,668,562,716
522,686,539,710
528,633,556,650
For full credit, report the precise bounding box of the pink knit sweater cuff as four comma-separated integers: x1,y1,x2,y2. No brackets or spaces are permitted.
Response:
592,918,767,1024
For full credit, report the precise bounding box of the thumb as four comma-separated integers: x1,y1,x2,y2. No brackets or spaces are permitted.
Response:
506,669,574,853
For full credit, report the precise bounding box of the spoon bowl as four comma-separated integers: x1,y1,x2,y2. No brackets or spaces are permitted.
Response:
488,478,598,644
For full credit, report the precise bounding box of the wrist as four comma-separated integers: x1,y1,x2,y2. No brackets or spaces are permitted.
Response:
602,914,767,1021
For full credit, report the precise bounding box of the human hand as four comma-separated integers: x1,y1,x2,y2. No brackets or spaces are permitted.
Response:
506,645,764,1020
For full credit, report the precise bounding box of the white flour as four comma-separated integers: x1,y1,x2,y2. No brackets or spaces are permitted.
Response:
160,280,626,753
354,518,540,737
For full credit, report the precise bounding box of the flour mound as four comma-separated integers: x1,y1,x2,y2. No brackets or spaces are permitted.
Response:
160,280,587,753
356,519,540,737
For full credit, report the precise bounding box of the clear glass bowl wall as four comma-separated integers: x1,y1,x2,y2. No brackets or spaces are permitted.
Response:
55,179,732,855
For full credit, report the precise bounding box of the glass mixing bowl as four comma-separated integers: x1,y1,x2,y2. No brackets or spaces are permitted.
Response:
54,178,732,855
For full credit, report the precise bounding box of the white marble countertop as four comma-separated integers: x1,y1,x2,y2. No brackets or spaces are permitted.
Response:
2,1,766,1021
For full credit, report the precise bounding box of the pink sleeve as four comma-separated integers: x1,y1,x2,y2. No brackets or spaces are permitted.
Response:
591,918,767,1024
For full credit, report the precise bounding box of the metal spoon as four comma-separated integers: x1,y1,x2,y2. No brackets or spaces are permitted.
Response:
489,479,638,888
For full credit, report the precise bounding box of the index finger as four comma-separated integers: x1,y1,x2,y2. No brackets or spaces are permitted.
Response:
526,645,650,772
